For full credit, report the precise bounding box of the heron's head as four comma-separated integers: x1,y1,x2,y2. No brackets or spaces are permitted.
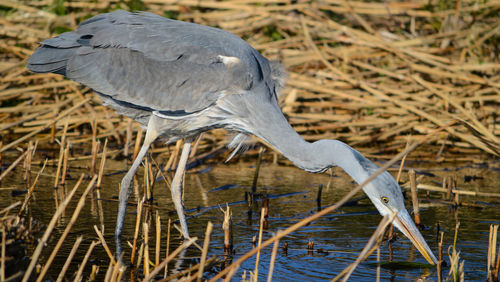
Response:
363,171,438,265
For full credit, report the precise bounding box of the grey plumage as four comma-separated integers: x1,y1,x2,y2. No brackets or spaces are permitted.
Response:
27,10,437,264
28,10,273,117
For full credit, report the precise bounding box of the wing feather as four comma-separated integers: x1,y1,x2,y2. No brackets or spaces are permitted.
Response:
29,10,264,114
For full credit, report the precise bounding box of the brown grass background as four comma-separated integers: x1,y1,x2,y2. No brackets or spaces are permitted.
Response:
0,0,499,163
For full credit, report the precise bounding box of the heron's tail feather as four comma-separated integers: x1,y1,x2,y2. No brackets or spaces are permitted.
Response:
226,133,252,162
27,32,81,75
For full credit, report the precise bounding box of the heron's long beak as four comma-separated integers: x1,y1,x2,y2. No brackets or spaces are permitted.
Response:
392,210,438,265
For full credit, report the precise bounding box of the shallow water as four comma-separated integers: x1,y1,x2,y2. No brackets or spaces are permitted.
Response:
1,157,499,281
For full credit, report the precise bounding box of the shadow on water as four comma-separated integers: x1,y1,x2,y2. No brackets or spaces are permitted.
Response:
1,158,499,280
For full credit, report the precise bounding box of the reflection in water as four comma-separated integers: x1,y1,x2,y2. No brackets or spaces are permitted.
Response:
0,160,498,280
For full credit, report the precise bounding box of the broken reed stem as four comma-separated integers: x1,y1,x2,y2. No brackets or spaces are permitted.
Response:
156,211,161,266
54,120,69,188
453,221,460,251
90,265,99,281
136,243,144,270
488,224,499,282
253,208,266,281
55,236,83,282
23,141,34,188
209,127,445,281
267,239,280,282
409,169,421,227
90,143,100,175
189,133,203,159
334,212,396,282
164,218,171,278
395,137,410,183
376,246,380,282
148,159,155,197
197,221,213,282
19,159,47,216
145,157,151,201
447,222,464,281
22,174,84,282
0,150,28,182
60,141,70,186
95,181,105,233
94,225,116,265
54,146,64,188
222,205,233,253
142,237,198,282
96,138,108,188
37,175,98,282
104,260,113,282
110,256,125,281
131,197,144,265
164,140,180,172
437,231,444,282
90,120,98,176
74,240,99,281
496,242,500,282
144,222,150,277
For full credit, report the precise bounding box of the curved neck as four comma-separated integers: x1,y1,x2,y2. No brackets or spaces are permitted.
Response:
240,100,371,185
225,90,374,186
264,127,373,186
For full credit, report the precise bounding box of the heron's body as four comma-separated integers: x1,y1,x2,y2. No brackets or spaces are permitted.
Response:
27,10,437,264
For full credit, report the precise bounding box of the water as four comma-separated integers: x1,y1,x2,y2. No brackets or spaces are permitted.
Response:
1,157,499,281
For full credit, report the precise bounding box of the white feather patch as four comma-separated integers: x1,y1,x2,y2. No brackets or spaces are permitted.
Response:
218,55,240,67
226,133,251,162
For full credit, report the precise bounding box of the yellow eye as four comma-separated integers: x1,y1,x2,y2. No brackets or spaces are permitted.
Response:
381,197,389,204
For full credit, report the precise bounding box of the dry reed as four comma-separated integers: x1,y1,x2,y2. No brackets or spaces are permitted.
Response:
0,1,499,281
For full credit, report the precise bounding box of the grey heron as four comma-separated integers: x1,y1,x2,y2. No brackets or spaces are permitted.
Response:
27,10,437,264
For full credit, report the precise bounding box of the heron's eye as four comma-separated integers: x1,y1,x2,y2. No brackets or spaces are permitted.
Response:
381,196,389,204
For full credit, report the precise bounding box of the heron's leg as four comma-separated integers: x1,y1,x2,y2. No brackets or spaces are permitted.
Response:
171,138,193,239
115,116,160,240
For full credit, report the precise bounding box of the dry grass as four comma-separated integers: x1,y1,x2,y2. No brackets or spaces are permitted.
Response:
0,0,498,164
0,0,499,281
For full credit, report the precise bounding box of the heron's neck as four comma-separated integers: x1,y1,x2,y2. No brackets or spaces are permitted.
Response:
265,127,372,185
245,103,371,185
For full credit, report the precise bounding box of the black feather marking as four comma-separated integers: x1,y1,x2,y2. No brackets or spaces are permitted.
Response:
77,34,93,45
176,78,188,87
97,92,154,112
96,91,209,117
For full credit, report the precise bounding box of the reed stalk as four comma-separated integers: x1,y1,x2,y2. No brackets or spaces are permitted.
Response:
37,175,98,281
266,239,280,282
56,236,83,282
22,174,84,282
197,221,213,282
409,169,421,227
142,237,198,281
74,241,99,281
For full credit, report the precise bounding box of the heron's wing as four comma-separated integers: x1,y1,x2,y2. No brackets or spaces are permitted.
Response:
28,10,263,114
